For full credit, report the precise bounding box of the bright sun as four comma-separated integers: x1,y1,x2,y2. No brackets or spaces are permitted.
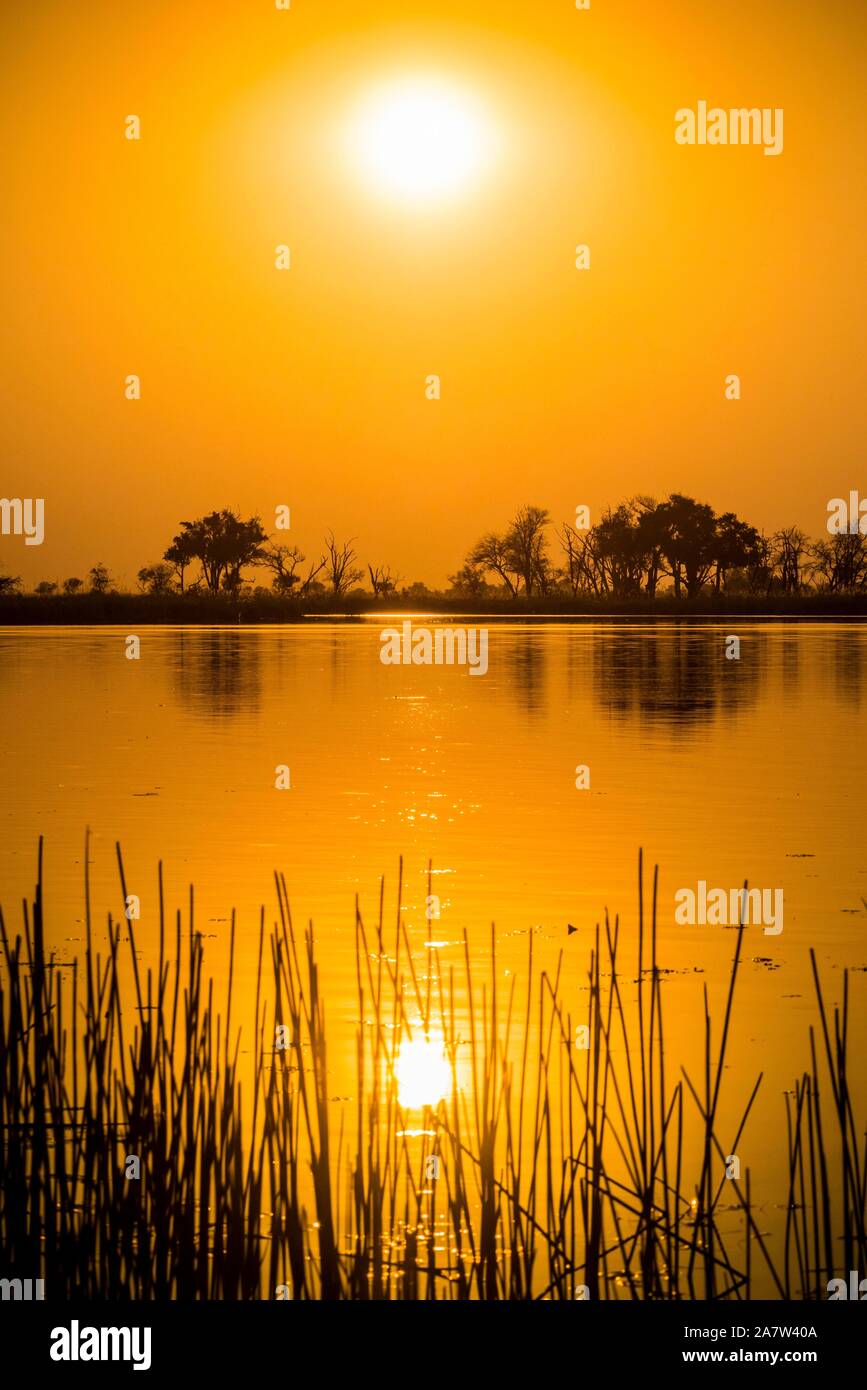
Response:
349,78,494,205
394,1036,452,1110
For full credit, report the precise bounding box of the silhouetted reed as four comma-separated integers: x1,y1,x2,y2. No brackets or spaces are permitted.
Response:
0,841,861,1299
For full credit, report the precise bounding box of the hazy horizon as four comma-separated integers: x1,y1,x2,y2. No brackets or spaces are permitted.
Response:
2,0,865,589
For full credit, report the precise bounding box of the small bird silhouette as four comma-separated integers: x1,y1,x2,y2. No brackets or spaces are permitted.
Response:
567,923,578,935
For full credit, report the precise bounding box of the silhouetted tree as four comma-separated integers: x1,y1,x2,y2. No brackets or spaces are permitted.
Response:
594,504,647,596
772,527,808,593
745,532,775,596
652,494,718,598
634,497,668,596
137,563,175,595
447,562,489,597
88,564,113,594
323,533,363,597
164,511,267,595
466,505,552,596
258,543,325,595
35,581,57,595
556,525,604,595
164,530,199,592
62,577,83,594
468,531,519,596
711,513,762,592
808,533,867,592
368,563,400,597
0,574,21,595
504,505,551,597
554,495,768,600
557,498,662,597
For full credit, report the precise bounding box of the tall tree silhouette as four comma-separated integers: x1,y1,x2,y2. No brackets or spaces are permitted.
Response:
164,510,267,595
323,533,363,597
259,542,325,595
504,505,551,597
653,494,718,598
88,563,113,594
711,513,762,592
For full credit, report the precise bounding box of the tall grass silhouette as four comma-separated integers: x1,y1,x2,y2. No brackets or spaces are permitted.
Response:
0,840,863,1299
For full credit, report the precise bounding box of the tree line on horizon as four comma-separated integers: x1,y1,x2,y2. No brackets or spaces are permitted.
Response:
457,497,867,598
2,494,866,600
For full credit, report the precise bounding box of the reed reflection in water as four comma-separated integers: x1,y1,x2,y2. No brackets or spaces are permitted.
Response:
0,621,865,1296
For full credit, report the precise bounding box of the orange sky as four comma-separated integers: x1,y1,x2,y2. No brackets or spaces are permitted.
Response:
1,0,864,588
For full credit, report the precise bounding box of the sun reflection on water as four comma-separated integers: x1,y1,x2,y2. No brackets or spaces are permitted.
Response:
394,1036,451,1110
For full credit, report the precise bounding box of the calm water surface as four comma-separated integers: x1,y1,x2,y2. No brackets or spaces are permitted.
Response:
1,619,865,1261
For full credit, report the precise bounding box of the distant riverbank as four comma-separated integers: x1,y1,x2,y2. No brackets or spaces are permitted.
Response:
1,590,866,624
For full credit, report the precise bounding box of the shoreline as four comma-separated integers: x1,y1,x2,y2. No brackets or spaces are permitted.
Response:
2,592,866,625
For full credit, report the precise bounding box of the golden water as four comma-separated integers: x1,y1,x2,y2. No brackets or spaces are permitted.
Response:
1,619,865,1277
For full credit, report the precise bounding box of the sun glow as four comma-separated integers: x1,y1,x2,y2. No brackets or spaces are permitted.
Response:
394,1036,452,1110
349,77,494,205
